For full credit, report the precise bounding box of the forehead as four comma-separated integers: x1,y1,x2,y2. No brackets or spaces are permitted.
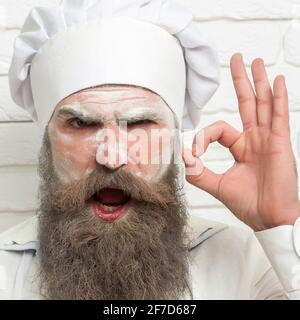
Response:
55,84,171,116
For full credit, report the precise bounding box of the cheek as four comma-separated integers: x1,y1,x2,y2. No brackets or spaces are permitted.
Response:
51,132,99,181
126,127,173,181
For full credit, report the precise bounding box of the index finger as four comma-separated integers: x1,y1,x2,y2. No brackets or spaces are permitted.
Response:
230,53,258,130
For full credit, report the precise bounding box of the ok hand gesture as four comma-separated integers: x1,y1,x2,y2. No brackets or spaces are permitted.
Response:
183,53,300,231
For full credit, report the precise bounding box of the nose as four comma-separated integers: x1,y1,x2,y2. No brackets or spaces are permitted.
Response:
95,125,128,170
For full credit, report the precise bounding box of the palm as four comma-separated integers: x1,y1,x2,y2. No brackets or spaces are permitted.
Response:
219,127,297,229
183,54,299,231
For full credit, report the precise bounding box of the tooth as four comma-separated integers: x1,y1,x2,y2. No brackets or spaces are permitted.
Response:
98,203,122,212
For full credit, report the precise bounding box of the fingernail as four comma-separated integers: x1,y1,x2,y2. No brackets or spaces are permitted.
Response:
183,149,196,167
192,144,198,157
192,145,202,158
192,130,205,158
238,53,244,61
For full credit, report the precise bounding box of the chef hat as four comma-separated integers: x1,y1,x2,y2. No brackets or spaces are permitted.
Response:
8,0,220,132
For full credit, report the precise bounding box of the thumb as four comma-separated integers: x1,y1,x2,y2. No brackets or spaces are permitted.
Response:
182,148,222,199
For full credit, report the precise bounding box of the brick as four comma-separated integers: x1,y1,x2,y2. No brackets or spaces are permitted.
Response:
205,63,300,115
1,0,298,28
0,122,42,166
0,166,38,212
0,76,31,121
284,22,300,66
197,20,284,67
178,0,300,20
268,63,300,110
202,67,240,115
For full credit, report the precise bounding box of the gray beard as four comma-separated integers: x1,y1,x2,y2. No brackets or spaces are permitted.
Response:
37,128,192,300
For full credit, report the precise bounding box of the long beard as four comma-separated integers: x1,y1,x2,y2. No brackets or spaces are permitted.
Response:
37,130,192,300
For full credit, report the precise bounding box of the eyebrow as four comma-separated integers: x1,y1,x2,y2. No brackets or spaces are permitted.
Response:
117,110,163,123
57,107,105,124
57,105,163,124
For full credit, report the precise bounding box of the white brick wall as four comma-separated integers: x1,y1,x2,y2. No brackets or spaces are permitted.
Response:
0,0,300,232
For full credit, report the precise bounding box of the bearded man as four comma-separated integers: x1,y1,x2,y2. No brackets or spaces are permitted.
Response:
0,0,300,300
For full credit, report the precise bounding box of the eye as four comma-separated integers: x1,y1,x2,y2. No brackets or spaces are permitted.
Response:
127,119,155,126
68,118,97,129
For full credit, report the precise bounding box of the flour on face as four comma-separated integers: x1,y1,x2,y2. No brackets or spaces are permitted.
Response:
48,85,177,183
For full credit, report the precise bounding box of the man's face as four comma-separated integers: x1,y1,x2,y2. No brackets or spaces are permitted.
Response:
49,85,176,179
38,85,191,300
48,84,177,222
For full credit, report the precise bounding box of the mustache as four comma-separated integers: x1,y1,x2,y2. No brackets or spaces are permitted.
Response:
45,164,180,214
38,130,191,299
85,166,176,203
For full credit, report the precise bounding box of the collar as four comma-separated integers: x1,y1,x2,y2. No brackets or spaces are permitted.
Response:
0,216,38,246
0,214,228,252
186,214,228,250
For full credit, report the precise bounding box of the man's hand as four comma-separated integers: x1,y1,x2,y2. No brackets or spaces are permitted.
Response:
183,53,300,231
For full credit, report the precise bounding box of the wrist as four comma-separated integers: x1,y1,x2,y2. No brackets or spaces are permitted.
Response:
257,204,300,231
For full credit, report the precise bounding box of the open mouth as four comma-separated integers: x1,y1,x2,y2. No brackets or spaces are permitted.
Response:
92,188,132,222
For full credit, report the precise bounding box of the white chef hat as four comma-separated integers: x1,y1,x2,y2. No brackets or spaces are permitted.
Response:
8,0,220,132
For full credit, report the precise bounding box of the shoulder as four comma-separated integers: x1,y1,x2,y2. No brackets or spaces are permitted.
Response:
188,214,266,261
0,215,38,247
187,213,253,246
187,215,277,299
0,216,39,299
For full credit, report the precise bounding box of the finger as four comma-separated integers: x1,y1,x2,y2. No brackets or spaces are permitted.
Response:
272,75,290,137
192,121,241,158
182,148,222,198
182,148,198,168
251,58,273,129
230,53,258,130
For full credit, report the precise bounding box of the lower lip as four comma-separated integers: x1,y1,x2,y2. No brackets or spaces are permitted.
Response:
92,200,132,222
